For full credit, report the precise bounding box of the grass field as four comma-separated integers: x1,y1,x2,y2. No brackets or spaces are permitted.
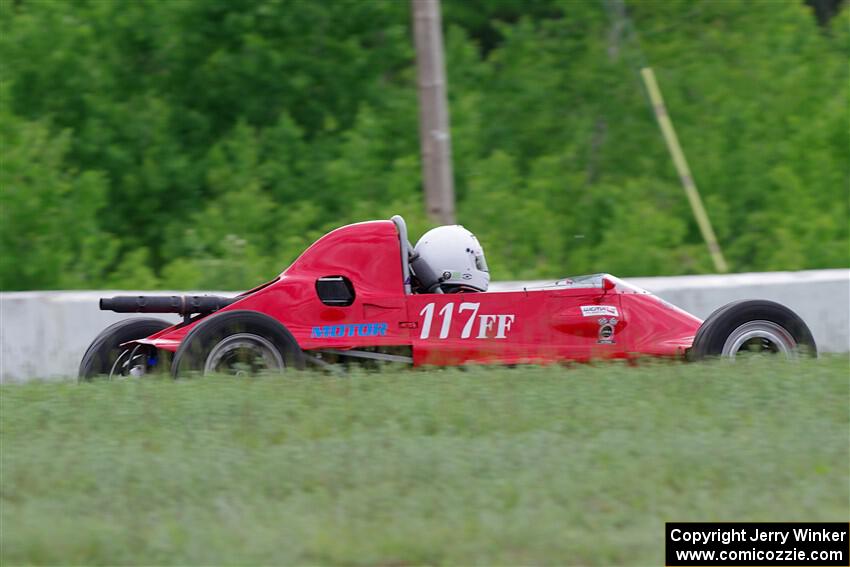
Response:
1,357,848,565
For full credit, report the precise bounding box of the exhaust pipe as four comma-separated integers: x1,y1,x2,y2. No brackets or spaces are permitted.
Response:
99,295,237,316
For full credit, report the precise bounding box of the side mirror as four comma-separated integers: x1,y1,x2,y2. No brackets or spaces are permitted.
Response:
602,277,616,292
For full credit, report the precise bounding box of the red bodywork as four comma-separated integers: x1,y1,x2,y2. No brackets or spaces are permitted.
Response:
137,220,702,365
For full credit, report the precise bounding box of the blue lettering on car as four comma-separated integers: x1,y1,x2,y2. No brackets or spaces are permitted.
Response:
311,323,388,338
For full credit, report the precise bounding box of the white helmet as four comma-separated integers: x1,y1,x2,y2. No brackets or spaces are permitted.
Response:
411,225,490,293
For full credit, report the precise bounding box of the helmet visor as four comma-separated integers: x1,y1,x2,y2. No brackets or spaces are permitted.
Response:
474,253,489,273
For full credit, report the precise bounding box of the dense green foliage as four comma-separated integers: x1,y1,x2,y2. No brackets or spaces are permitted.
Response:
2,358,848,564
1,0,847,290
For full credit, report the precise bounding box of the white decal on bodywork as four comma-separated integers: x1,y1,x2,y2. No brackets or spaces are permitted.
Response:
580,305,619,317
418,302,516,340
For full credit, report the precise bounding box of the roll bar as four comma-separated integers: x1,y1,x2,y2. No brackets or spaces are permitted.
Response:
391,215,412,294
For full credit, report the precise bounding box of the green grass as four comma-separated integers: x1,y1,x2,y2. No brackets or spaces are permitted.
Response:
1,358,848,565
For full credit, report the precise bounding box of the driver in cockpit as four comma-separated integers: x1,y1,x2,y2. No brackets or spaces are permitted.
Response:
410,225,490,294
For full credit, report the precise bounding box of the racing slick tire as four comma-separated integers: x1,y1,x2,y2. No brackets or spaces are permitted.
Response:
688,300,816,361
171,310,305,377
79,317,172,380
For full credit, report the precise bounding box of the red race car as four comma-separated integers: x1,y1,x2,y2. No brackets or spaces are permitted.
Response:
80,216,817,379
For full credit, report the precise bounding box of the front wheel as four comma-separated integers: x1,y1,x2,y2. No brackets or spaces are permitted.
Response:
688,300,816,361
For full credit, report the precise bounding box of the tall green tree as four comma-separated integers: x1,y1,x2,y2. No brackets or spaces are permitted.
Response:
1,0,846,290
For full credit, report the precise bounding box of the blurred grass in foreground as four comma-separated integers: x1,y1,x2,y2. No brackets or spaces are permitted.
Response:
1,357,848,565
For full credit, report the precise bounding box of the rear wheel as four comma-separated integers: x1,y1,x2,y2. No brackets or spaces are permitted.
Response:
171,310,304,377
79,318,171,380
688,300,816,361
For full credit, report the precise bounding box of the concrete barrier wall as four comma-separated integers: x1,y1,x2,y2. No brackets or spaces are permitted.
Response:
2,269,847,382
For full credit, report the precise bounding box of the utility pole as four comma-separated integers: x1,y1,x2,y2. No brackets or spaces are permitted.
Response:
412,0,456,225
601,1,728,272
641,67,728,272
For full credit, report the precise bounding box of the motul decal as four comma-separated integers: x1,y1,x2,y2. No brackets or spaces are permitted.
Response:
311,323,388,338
580,305,619,317
418,302,515,340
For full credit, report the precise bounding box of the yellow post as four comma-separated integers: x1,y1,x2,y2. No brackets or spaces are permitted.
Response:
640,67,729,273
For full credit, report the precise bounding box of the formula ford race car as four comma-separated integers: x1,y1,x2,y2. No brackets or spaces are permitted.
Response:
80,216,817,379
